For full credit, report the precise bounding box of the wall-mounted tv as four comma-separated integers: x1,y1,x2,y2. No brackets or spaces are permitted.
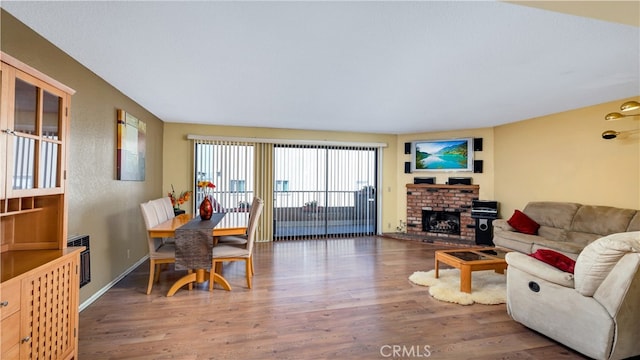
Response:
411,138,474,172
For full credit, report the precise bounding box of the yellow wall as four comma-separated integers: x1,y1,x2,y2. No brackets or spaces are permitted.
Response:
1,10,166,305
495,97,640,217
162,123,399,234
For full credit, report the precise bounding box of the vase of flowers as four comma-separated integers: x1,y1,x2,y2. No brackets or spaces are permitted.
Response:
198,180,216,220
168,185,192,210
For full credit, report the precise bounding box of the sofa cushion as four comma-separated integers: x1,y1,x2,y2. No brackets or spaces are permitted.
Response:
529,249,576,273
493,229,536,254
537,226,567,242
566,231,601,248
508,210,540,235
523,201,580,229
571,205,637,236
574,232,640,296
531,241,582,260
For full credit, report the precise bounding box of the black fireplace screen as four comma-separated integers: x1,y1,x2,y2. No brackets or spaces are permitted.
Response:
422,210,460,235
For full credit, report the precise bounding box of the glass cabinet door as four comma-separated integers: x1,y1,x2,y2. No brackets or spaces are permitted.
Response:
12,78,38,190
4,68,68,197
39,89,62,189
0,64,7,200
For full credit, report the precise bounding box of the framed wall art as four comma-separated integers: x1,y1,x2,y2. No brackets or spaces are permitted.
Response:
116,109,146,181
410,138,473,172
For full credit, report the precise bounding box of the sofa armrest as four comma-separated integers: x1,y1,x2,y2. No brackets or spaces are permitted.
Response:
506,252,574,288
593,253,640,316
493,219,514,232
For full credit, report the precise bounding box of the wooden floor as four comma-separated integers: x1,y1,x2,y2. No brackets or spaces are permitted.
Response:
78,237,587,360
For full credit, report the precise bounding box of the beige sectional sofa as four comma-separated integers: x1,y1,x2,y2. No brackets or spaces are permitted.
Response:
493,201,640,259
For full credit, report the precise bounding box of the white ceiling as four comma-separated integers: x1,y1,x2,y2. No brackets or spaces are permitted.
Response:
2,1,639,134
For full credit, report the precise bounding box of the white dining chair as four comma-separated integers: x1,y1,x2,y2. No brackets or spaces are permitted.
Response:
140,201,178,294
216,197,262,247
209,197,263,291
150,197,177,245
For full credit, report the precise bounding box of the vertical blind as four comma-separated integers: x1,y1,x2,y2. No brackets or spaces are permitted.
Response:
12,137,59,189
273,144,377,240
193,140,272,242
193,138,381,242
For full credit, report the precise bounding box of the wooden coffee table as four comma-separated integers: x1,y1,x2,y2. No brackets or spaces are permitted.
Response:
434,248,509,293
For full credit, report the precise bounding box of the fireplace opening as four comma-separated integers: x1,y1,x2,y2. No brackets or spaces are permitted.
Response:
422,210,461,235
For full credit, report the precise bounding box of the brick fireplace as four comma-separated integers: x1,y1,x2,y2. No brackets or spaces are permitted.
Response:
406,184,479,245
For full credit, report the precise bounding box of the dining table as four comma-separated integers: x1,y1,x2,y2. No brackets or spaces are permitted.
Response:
147,212,247,297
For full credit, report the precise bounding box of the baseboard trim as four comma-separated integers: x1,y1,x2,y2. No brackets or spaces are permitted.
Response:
79,255,149,312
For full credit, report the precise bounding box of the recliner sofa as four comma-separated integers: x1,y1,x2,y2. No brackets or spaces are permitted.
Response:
493,201,640,259
505,231,640,360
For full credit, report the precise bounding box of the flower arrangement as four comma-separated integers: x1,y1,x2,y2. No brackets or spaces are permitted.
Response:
197,181,216,220
197,180,216,198
168,185,192,210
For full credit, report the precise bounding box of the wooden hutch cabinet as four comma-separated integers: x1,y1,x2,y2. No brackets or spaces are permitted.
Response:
1,52,83,360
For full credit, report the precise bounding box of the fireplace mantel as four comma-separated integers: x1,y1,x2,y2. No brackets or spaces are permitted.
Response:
406,184,479,191
406,183,479,245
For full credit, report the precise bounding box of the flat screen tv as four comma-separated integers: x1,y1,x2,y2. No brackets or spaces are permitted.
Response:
411,138,474,172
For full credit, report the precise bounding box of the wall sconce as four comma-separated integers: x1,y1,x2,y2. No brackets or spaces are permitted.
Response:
602,130,621,139
605,101,640,121
602,129,640,140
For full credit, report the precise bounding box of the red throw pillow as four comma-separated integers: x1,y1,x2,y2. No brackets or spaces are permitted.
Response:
507,210,540,235
529,249,576,273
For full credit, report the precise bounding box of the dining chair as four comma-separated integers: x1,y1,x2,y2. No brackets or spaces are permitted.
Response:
216,196,262,274
150,197,176,245
159,196,177,220
211,197,225,213
140,201,178,294
216,196,261,247
209,197,263,291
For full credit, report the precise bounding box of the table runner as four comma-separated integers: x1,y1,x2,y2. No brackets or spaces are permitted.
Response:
174,213,224,271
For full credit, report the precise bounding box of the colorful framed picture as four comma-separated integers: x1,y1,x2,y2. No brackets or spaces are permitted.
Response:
411,138,473,172
116,109,146,181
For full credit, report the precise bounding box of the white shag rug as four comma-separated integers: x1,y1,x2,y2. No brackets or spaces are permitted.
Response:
409,269,506,306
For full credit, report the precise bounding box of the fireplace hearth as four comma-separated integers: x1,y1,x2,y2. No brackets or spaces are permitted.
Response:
406,183,479,245
423,210,460,235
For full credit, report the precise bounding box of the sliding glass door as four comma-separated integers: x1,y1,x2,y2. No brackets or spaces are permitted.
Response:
194,139,379,240
273,145,377,239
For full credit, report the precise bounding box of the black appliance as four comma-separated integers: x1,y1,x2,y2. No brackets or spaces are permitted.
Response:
471,200,498,218
414,177,435,184
68,234,91,288
448,177,472,185
471,200,499,246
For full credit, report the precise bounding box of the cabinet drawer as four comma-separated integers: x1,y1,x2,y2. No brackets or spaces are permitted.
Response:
0,280,20,320
1,310,20,351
